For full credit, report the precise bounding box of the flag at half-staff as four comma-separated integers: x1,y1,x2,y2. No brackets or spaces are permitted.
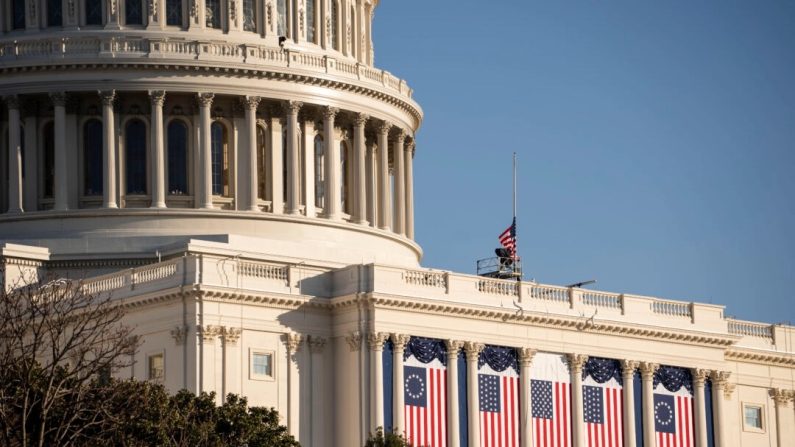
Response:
653,366,694,447
498,217,517,258
403,337,447,447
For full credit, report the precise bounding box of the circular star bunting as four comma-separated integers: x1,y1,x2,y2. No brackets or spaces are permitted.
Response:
405,373,424,399
655,401,673,426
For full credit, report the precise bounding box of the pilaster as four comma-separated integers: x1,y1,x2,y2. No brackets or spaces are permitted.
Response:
285,333,303,439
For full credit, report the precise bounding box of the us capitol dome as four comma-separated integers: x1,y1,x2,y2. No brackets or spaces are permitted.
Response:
0,2,793,447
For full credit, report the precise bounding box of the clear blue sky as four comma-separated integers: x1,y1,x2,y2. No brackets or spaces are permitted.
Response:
373,1,795,325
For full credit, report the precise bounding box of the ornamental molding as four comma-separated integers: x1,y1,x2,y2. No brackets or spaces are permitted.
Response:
223,326,241,344
640,362,659,379
464,341,484,361
367,332,389,351
354,112,369,127
49,92,67,107
693,368,711,385
199,324,222,342
170,325,188,345
285,333,303,352
566,353,588,373
322,106,339,121
518,347,537,367
308,336,326,353
98,90,116,106
725,348,795,367
197,92,214,107
391,333,411,352
4,95,20,109
68,0,76,18
621,359,639,376
148,90,166,106
444,339,464,357
345,331,362,351
283,100,303,115
770,388,793,406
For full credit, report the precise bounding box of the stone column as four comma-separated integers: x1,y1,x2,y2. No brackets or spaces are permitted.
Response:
322,107,340,219
269,111,284,214
621,360,639,447
465,342,484,445
392,334,410,436
353,113,368,224
197,93,214,209
365,138,377,227
445,340,464,447
243,96,261,211
404,140,415,239
149,90,166,208
222,327,241,396
303,119,316,216
99,90,117,209
771,389,794,447
376,121,391,230
368,332,389,432
199,325,222,396
285,101,302,214
519,348,537,447
309,336,327,447
692,369,709,447
5,96,22,213
22,104,37,212
286,333,303,439
711,371,731,447
392,129,406,235
51,93,68,211
568,354,588,447
640,362,659,447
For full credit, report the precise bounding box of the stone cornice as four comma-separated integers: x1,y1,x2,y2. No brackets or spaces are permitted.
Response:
725,348,795,367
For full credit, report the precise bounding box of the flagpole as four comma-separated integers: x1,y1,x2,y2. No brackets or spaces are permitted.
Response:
512,152,518,277
513,152,516,220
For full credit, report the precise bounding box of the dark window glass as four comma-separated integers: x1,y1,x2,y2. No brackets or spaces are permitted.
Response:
256,126,267,200
306,0,315,43
314,135,324,208
210,122,226,196
86,0,103,25
167,121,188,195
340,141,348,213
43,123,55,198
282,130,287,201
126,0,143,25
351,6,356,55
206,0,221,28
166,0,183,26
125,120,147,195
277,0,286,36
83,119,103,196
12,0,25,30
243,0,256,31
48,0,63,27
331,1,339,50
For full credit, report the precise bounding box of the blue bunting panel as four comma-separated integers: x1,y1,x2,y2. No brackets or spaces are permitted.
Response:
478,345,518,373
653,365,693,394
582,357,622,385
404,336,447,365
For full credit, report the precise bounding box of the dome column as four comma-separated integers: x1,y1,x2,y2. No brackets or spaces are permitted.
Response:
322,107,340,220
353,113,368,224
197,93,214,209
392,130,406,235
149,91,167,209
303,118,317,216
404,140,415,239
365,136,377,227
243,96,262,211
268,109,284,214
51,93,69,211
99,90,117,209
376,121,391,230
285,101,303,215
5,96,22,213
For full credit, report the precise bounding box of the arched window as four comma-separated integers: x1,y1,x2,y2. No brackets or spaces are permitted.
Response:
42,122,55,199
48,0,63,27
243,0,256,32
276,0,287,36
314,135,324,209
340,141,349,214
306,0,316,43
125,120,147,195
83,119,103,196
12,0,25,30
331,1,339,50
167,121,188,195
206,0,221,29
166,0,183,26
125,0,143,25
85,0,103,25
256,125,267,200
210,122,229,196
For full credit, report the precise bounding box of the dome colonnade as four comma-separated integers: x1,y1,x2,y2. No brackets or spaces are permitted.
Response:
0,90,417,238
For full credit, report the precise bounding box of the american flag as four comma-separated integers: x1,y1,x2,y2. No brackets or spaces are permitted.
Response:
499,218,517,257
404,357,447,447
654,385,693,447
478,364,520,447
583,381,623,447
530,353,571,447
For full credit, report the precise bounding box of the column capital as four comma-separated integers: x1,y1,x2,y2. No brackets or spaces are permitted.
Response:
354,112,369,127
393,128,407,144
98,90,116,106
283,100,303,115
367,332,389,351
405,139,416,154
223,326,241,345
692,368,711,386
308,336,327,353
4,95,20,109
49,92,68,107
285,333,304,353
710,370,731,387
199,325,222,342
464,341,484,361
445,339,464,358
566,353,589,373
241,95,262,111
377,120,392,135
148,90,166,106
391,333,411,352
170,325,188,345
639,361,659,380
197,92,215,107
770,388,793,406
621,359,639,376
345,331,362,352
518,348,537,367
322,106,339,120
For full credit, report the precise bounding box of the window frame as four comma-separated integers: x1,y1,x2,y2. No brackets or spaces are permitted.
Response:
40,120,56,201
47,0,64,27
249,348,275,381
147,351,165,383
84,0,104,26
166,118,191,197
741,402,765,433
123,0,146,27
123,117,149,197
80,117,104,199
165,0,185,28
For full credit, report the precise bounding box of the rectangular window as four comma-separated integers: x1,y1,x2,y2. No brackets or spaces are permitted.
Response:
12,0,26,30
126,0,143,25
276,0,287,36
250,351,274,380
243,0,256,32
306,0,315,43
743,405,763,431
206,0,221,29
166,0,183,26
148,353,164,382
85,0,103,25
48,0,63,27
